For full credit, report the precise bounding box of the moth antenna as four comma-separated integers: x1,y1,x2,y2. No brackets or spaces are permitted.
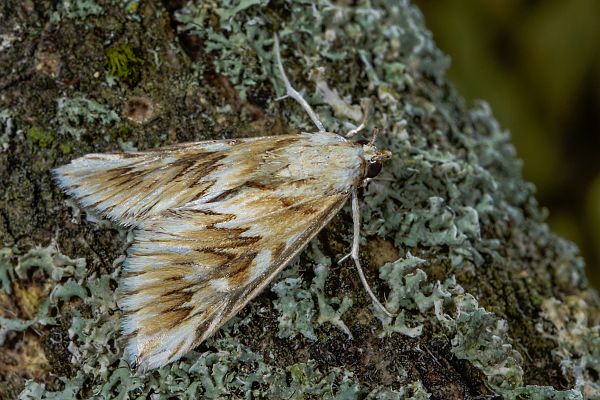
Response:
273,34,325,132
346,98,372,138
349,189,394,318
368,127,380,146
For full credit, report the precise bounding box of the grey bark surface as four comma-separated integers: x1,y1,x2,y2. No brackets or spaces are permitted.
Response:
1,1,598,399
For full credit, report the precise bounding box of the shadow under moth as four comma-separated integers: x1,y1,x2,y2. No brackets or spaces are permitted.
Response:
53,36,392,371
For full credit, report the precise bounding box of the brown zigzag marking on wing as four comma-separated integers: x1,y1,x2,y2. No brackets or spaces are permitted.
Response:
120,190,349,370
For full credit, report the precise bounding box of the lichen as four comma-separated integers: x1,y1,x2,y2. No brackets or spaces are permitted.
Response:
311,264,353,338
55,96,120,140
375,256,590,399
447,293,523,390
2,242,425,398
14,243,87,282
272,274,317,340
0,244,86,338
368,381,431,400
51,0,104,21
272,252,353,340
537,296,600,398
377,258,522,388
0,248,14,294
0,109,15,151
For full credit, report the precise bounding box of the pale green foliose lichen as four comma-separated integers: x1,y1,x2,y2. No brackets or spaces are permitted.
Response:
311,264,353,338
55,96,120,140
2,243,427,399
272,253,353,340
0,248,14,294
375,257,587,399
1,245,86,340
51,0,104,21
368,381,431,400
272,273,317,340
0,109,15,151
537,297,600,398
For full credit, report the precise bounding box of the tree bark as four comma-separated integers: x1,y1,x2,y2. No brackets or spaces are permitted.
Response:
1,1,598,399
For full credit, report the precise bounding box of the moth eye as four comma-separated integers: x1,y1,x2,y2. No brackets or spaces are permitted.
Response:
366,160,383,178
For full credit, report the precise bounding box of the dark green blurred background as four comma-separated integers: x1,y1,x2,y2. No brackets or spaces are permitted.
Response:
414,0,600,288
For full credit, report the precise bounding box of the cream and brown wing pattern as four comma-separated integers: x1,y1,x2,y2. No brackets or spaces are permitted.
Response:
53,132,364,370
53,136,303,226
121,188,347,370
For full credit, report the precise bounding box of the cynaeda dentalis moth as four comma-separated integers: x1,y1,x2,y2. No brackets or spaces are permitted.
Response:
54,35,393,371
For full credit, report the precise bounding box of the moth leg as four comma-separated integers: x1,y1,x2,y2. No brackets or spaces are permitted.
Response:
273,34,326,133
350,189,394,318
338,252,351,264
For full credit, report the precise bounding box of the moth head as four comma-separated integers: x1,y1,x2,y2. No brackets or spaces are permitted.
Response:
357,140,392,180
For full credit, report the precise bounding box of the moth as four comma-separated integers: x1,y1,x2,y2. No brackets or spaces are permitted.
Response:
53,36,392,371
